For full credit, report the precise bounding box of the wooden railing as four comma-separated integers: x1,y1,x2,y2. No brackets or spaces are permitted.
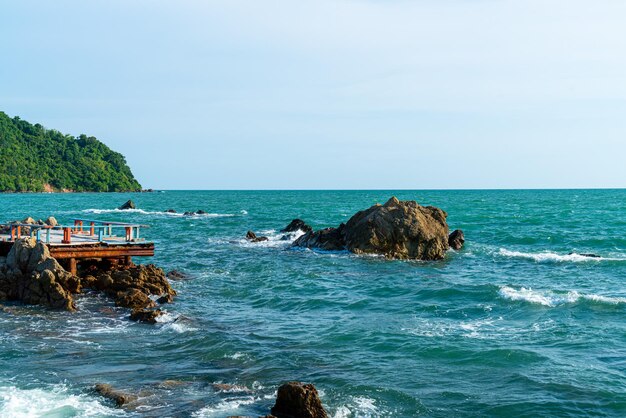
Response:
4,219,149,244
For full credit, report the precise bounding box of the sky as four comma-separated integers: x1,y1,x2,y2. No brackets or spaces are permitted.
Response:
1,0,626,190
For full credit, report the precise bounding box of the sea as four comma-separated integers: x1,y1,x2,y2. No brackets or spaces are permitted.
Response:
0,190,625,417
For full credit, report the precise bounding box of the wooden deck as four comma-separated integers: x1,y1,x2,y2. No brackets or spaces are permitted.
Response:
0,219,155,274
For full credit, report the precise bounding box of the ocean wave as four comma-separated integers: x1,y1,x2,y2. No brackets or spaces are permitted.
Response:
498,286,626,307
82,208,243,218
0,385,126,417
155,312,198,333
333,396,379,418
497,248,622,262
192,395,258,417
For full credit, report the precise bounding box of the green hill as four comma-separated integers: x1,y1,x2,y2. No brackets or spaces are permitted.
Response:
0,112,142,192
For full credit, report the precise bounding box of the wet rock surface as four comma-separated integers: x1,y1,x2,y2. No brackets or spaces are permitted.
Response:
246,230,269,243
281,219,312,234
94,383,138,406
167,269,192,280
118,200,136,210
293,226,346,251
448,229,465,250
270,382,328,418
129,308,163,324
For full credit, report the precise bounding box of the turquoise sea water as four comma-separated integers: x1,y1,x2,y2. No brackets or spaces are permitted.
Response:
0,190,625,417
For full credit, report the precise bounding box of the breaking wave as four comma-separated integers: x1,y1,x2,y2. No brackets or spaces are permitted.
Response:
0,384,125,417
497,248,622,263
82,208,245,218
498,286,626,307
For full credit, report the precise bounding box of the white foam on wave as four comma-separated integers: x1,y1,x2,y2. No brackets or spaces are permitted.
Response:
192,396,257,417
155,312,197,333
82,208,242,218
239,229,306,249
0,385,125,417
333,396,379,418
498,286,626,307
402,316,504,339
498,248,621,262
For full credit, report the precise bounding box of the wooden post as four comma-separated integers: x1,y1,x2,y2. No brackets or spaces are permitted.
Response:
125,227,132,241
68,258,77,275
16,226,21,239
62,227,71,244
124,255,132,266
90,222,95,236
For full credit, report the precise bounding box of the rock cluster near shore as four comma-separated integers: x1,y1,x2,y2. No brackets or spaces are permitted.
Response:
0,238,77,310
0,238,175,322
290,197,464,260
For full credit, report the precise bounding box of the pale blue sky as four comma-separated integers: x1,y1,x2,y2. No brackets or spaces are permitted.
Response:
1,0,625,189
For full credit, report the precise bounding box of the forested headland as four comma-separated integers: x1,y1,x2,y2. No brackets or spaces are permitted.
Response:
0,112,141,192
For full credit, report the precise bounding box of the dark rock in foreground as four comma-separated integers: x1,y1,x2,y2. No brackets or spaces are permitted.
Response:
293,197,453,260
271,381,328,418
118,200,136,210
94,383,137,406
281,219,313,233
448,229,465,250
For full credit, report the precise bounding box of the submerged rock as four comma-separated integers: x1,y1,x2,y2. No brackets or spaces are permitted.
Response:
94,383,137,406
448,229,465,250
165,209,177,213
281,219,313,234
246,230,269,243
130,308,163,324
118,200,136,210
157,294,174,304
196,210,207,215
271,382,328,418
166,270,191,280
292,197,452,260
570,252,601,258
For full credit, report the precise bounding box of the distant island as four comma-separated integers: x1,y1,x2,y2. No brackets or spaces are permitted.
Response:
0,112,141,192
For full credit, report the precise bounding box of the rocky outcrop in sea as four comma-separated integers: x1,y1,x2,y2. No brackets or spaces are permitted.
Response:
0,237,175,322
292,196,464,260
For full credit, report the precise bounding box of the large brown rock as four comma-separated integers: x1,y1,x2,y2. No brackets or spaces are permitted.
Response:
270,382,327,418
292,197,452,260
343,197,449,260
0,238,76,310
